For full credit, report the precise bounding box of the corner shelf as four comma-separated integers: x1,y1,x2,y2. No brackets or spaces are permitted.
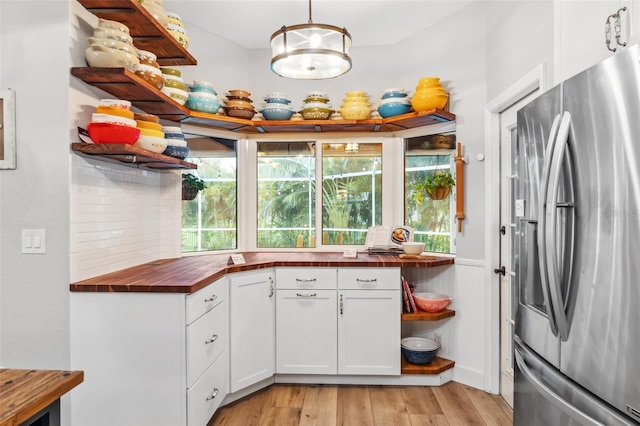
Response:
401,309,455,321
70,67,456,135
77,0,197,66
401,356,455,374
71,143,197,170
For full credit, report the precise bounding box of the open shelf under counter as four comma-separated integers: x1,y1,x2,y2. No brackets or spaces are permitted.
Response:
77,0,197,66
401,356,455,375
71,67,190,122
71,142,197,170
401,309,455,321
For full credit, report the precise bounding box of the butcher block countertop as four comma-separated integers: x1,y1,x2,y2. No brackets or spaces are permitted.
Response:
0,369,84,426
70,252,454,294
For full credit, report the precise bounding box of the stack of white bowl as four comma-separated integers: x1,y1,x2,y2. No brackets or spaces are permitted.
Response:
166,12,189,49
141,0,169,27
85,19,139,71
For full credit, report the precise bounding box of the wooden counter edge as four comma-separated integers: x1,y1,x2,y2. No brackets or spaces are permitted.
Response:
0,369,84,426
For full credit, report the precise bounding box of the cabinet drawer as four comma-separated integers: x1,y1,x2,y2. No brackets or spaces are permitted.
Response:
187,351,228,426
338,268,400,290
276,267,337,290
186,300,228,387
186,278,227,325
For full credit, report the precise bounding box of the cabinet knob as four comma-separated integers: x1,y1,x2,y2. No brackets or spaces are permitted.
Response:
205,334,219,344
206,388,219,401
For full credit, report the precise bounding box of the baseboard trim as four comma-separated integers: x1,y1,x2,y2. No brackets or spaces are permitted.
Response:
455,258,486,268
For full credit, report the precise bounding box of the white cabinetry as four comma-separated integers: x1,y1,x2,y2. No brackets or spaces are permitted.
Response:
555,1,636,82
275,268,338,374
70,278,228,426
337,268,401,375
229,269,276,392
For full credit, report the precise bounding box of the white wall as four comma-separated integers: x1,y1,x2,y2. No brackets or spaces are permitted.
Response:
0,1,71,370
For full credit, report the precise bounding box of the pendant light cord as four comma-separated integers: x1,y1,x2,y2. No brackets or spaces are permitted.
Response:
308,0,313,23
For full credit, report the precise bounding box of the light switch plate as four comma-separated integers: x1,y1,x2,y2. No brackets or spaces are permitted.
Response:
22,229,46,254
515,199,525,218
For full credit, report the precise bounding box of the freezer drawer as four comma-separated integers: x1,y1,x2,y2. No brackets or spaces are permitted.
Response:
514,338,635,426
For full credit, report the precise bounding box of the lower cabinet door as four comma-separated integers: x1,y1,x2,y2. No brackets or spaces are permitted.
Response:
276,289,337,374
338,289,401,375
187,352,228,426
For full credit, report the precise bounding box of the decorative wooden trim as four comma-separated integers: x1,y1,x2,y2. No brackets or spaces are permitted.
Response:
454,142,466,232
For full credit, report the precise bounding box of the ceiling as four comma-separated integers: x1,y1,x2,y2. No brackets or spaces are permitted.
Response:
162,0,477,49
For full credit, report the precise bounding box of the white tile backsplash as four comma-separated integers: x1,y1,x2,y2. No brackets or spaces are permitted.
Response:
70,155,182,281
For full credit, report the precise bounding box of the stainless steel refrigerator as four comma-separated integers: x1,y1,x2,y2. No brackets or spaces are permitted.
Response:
514,44,640,425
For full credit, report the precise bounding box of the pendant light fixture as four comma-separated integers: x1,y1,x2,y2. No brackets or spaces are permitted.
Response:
270,0,352,80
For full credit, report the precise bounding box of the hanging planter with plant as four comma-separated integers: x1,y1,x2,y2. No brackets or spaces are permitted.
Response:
182,173,206,200
415,171,455,201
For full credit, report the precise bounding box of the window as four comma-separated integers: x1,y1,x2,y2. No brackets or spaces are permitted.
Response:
257,142,315,248
322,143,382,245
404,134,456,253
182,136,237,252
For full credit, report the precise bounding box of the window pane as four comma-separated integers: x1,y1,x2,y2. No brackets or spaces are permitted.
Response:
182,137,237,252
322,143,382,245
257,142,315,248
405,135,455,253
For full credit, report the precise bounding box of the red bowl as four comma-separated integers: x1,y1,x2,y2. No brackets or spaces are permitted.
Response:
413,292,452,313
87,122,140,144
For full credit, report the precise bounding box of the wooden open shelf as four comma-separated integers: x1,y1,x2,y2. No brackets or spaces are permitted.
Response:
77,0,197,66
401,356,455,374
401,309,455,321
71,68,190,122
71,143,197,170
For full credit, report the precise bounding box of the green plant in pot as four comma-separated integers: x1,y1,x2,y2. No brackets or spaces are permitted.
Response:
182,173,206,201
415,171,455,201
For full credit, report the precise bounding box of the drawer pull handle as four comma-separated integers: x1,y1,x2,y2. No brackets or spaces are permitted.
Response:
204,294,218,303
295,278,317,282
269,277,274,298
340,294,344,315
296,293,317,297
356,278,377,283
206,388,219,401
205,334,219,344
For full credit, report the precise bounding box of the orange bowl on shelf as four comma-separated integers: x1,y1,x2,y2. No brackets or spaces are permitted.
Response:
87,122,140,144
412,292,452,313
410,93,449,112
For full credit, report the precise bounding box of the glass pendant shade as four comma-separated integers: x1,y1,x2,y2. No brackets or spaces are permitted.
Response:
270,23,352,79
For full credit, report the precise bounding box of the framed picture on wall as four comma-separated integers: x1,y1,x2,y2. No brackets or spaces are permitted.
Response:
0,89,16,170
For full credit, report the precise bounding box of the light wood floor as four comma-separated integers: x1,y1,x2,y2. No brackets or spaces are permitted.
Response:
209,382,513,425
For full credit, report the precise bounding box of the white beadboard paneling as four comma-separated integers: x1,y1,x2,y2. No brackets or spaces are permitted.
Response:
70,155,179,281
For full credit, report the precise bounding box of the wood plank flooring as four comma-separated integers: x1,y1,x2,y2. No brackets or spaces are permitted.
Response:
209,382,513,426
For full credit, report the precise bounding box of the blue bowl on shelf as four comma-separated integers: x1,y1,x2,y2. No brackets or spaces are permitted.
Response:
381,91,409,100
262,108,295,121
378,102,412,118
264,97,291,105
186,97,221,114
162,145,190,160
401,337,439,365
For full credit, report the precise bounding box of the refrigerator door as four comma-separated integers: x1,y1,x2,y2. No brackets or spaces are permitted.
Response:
514,338,635,426
515,86,562,367
559,44,640,422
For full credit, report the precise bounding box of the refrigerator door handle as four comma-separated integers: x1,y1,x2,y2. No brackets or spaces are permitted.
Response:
514,347,605,426
545,111,576,341
537,113,562,336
